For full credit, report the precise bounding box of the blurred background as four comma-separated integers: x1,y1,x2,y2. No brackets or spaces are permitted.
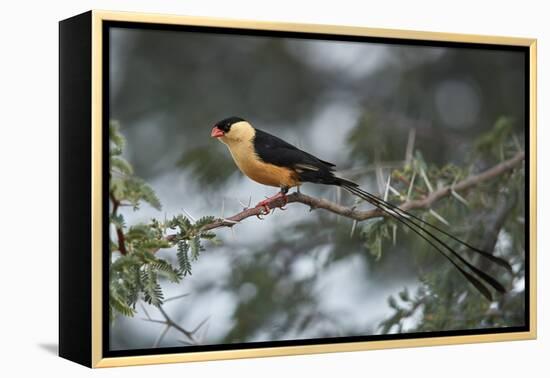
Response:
108,26,526,350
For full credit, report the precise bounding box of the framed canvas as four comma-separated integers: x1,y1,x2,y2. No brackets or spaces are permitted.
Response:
59,10,537,368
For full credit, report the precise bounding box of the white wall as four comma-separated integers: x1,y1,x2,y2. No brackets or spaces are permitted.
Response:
1,0,546,376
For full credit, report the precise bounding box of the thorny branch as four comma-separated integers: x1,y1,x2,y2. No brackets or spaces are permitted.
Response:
156,151,524,251
110,191,128,255
141,296,209,347
188,151,525,233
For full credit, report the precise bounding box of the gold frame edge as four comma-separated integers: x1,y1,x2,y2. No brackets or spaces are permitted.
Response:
528,40,537,339
89,9,537,368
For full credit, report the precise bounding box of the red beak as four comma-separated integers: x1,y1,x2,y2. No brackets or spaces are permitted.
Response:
211,126,224,138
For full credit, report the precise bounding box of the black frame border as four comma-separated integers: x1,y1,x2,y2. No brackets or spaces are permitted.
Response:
59,11,93,367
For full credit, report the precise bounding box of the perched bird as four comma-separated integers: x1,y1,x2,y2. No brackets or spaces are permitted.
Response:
211,116,512,300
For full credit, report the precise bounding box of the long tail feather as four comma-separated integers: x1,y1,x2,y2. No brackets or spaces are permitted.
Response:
349,184,512,273
338,181,509,300
345,185,501,298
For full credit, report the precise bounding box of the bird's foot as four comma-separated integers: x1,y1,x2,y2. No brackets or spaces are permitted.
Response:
255,192,288,215
254,199,272,218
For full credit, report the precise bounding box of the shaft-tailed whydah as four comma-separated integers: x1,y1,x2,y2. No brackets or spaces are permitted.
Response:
211,116,512,301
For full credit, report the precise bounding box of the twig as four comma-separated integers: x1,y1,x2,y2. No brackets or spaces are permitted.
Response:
163,293,190,303
350,220,358,238
157,305,197,344
110,191,127,255
181,208,196,223
405,128,416,165
383,174,391,201
396,170,427,197
153,325,170,348
420,166,434,193
429,209,450,226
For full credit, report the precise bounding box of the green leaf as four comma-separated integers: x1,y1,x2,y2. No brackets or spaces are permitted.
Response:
110,213,125,229
361,218,391,260
111,156,133,175
398,288,410,302
388,296,399,310
109,120,125,151
121,177,162,211
200,231,217,240
126,224,152,241
141,266,164,307
371,235,383,260
413,150,428,176
195,216,216,229
475,116,515,158
151,259,183,283
169,214,192,233
110,177,125,201
190,236,203,261
139,182,162,211
177,241,192,276
110,290,135,318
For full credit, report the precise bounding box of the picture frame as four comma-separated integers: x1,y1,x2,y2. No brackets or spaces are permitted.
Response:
59,10,537,368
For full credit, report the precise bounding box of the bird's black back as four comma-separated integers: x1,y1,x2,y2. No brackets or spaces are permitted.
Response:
253,128,339,185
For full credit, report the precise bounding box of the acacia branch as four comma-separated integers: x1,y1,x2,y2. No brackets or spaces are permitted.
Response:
196,152,524,232
110,191,128,255
140,298,208,347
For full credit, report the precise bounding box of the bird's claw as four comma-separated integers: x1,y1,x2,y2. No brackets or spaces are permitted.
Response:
254,192,287,216
255,204,271,219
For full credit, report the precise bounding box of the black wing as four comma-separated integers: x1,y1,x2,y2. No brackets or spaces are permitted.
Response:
253,128,339,184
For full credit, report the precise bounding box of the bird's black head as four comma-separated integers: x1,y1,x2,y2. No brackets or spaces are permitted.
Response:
211,116,246,138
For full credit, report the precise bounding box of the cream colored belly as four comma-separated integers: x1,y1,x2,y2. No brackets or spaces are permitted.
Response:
227,145,298,188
